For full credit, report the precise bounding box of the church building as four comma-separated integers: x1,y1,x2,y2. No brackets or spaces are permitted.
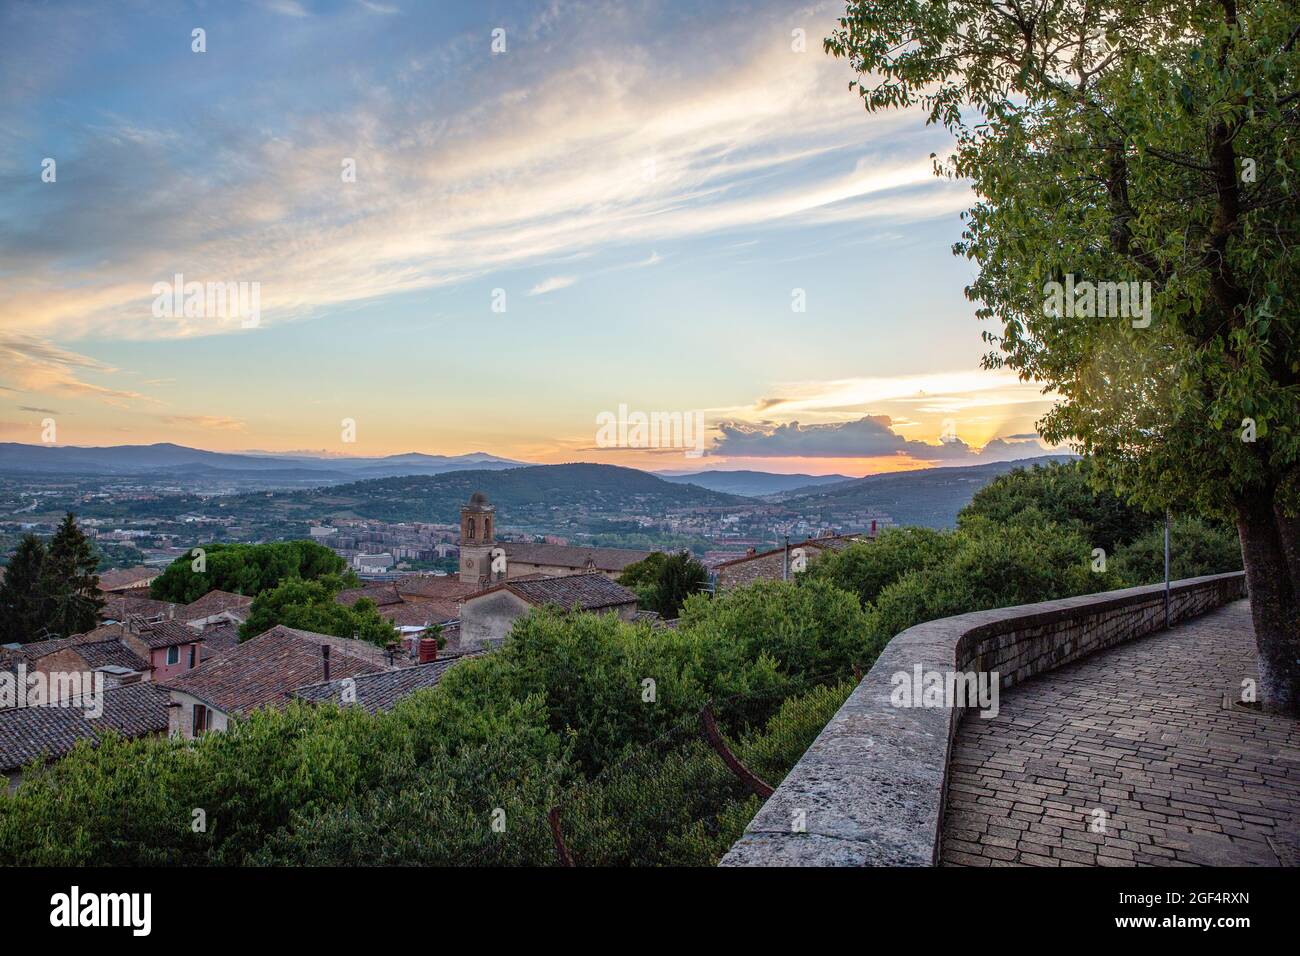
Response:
457,491,654,586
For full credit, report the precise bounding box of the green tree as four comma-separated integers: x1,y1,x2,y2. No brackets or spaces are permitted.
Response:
239,577,398,646
151,540,352,603
1113,517,1244,585
961,460,1153,554
827,0,1300,709
867,521,1122,645
618,550,707,618
38,513,103,639
804,526,955,607
0,534,49,644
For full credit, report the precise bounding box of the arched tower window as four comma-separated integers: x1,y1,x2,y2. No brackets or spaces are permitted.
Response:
466,517,476,540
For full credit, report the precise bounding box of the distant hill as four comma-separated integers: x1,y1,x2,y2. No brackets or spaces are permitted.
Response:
771,455,1079,528
277,462,745,524
658,469,851,497
0,442,526,481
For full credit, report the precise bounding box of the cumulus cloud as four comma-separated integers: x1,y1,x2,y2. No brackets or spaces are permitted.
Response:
711,415,1048,462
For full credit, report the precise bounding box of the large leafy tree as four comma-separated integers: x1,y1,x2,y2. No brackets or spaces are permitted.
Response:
38,513,104,638
617,551,708,618
150,539,352,603
828,0,1300,710
0,535,49,644
238,577,398,646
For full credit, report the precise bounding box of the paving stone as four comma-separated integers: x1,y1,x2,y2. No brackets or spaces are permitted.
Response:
940,601,1298,868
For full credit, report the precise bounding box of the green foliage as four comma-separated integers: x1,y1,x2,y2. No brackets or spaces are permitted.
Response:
0,577,870,866
38,513,103,639
866,520,1123,645
804,526,955,607
239,576,398,646
1113,517,1243,585
150,540,352,604
618,550,707,618
0,515,103,642
961,460,1153,553
0,534,48,644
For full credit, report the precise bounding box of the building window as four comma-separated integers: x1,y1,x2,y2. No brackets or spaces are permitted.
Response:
189,644,197,668
166,646,179,665
467,517,476,540
192,704,209,736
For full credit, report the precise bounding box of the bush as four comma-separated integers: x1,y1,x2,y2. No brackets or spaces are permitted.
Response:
866,520,1124,645
803,526,955,607
960,459,1153,553
1112,517,1242,585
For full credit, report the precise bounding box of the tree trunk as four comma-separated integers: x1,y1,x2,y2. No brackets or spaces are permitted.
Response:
1273,499,1300,600
1237,494,1300,713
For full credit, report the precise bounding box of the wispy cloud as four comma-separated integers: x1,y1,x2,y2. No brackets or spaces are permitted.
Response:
0,1,960,343
528,275,577,296
158,414,246,431
0,332,144,405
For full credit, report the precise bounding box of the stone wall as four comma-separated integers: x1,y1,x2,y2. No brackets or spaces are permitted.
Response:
720,572,1247,867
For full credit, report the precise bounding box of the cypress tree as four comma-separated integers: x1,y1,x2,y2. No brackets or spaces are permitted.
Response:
39,512,104,638
0,534,48,644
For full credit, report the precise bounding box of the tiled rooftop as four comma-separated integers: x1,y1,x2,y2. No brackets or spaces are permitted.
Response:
0,683,170,772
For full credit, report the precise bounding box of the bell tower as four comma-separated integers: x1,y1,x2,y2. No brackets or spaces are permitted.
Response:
459,491,495,584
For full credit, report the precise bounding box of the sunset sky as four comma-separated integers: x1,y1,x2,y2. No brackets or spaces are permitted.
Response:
0,0,1063,477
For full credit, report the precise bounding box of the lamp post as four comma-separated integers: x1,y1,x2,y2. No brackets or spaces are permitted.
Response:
1155,427,1175,628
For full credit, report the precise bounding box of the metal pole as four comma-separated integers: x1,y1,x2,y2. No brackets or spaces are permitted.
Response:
783,534,790,581
1170,512,1180,632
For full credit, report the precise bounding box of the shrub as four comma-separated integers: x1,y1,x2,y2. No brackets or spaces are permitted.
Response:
1112,517,1242,585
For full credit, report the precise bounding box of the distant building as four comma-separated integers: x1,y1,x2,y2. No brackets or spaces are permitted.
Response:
713,530,876,592
96,566,160,594
458,572,639,651
122,620,205,683
455,491,652,585
162,625,394,739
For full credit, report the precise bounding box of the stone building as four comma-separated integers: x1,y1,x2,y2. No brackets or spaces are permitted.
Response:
713,531,874,592
456,491,652,586
458,573,639,651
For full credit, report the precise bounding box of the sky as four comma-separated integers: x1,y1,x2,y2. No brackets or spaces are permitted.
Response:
0,0,1064,477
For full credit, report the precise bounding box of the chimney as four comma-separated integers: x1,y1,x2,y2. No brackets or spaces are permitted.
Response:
419,638,438,664
870,519,877,536
321,644,331,682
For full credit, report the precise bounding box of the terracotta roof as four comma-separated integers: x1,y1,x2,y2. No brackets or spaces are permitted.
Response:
180,589,253,619
468,572,638,612
393,576,479,601
77,640,150,672
198,623,241,661
3,626,150,673
162,625,389,716
0,683,170,772
101,593,178,622
132,620,201,649
500,542,652,573
292,656,475,714
336,584,405,608
96,566,160,591
712,533,867,570
379,601,458,628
